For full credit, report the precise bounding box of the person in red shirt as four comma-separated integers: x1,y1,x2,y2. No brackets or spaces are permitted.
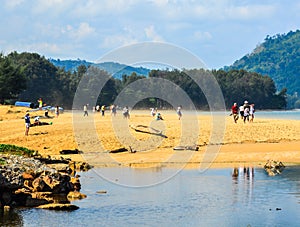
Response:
231,102,239,123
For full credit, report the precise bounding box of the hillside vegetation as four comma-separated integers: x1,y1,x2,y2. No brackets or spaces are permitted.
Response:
0,52,286,109
228,30,300,108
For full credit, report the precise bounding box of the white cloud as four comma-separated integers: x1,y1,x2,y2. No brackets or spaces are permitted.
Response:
149,0,169,7
4,0,24,9
1,0,299,68
70,0,139,18
144,25,164,42
61,23,96,41
194,31,212,41
32,0,74,14
27,42,61,54
101,34,138,49
151,1,277,21
73,22,96,40
225,4,277,20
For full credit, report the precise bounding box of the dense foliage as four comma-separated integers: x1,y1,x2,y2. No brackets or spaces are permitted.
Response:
0,53,26,104
227,30,300,108
0,52,286,110
148,69,286,109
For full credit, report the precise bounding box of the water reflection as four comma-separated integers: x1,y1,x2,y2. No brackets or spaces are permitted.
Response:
0,209,23,226
231,167,255,204
3,167,300,226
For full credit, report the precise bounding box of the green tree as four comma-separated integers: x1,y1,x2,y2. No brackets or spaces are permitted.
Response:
0,54,26,103
7,52,59,105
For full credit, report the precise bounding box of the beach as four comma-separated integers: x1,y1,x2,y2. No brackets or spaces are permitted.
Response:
1,105,300,168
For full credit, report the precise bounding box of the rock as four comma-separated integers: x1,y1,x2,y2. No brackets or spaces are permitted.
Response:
31,192,54,201
264,160,285,176
25,197,50,207
48,163,71,174
22,172,34,180
3,205,11,212
60,149,81,155
32,177,47,192
70,175,81,191
0,154,88,209
37,203,79,211
67,191,87,200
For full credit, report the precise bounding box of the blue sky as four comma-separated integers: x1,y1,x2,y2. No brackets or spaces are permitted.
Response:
1,0,299,69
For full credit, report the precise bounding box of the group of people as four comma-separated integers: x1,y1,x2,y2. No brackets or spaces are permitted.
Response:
150,106,182,121
150,108,164,120
85,104,130,119
24,98,58,136
231,101,255,123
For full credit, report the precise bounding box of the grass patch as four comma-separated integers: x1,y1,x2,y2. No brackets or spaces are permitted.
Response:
0,158,6,165
0,144,36,157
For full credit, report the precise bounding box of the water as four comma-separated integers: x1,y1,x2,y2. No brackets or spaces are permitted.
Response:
255,110,300,120
1,166,300,227
178,109,300,120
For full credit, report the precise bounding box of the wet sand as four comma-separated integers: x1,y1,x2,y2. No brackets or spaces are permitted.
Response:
1,105,300,169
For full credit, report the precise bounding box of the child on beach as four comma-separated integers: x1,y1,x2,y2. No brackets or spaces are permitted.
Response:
55,106,59,118
250,104,255,122
83,104,88,116
24,113,30,136
243,103,250,123
177,106,182,120
122,106,130,119
155,112,163,120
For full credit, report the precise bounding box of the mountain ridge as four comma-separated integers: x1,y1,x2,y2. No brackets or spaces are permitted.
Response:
226,30,300,96
49,59,150,79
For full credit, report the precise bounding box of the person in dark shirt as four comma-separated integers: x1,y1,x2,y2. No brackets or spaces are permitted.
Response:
24,113,30,136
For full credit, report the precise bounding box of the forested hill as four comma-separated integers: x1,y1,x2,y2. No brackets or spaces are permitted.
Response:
227,30,300,97
0,52,287,109
49,59,150,79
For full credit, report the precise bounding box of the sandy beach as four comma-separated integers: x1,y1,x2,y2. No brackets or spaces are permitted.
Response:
1,105,300,169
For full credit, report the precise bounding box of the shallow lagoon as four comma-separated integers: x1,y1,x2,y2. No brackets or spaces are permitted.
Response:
1,166,300,227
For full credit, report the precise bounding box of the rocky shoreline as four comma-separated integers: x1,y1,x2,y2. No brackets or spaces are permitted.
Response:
0,154,91,211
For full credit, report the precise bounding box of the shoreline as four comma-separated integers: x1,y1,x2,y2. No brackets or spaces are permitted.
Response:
1,105,300,169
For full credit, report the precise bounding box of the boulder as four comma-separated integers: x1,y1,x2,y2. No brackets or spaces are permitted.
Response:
67,191,87,200
37,203,79,211
264,160,285,176
25,197,50,207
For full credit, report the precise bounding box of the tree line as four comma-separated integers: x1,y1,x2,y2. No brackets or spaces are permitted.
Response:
0,52,287,110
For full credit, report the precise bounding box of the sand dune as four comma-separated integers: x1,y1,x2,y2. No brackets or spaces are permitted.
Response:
1,105,300,168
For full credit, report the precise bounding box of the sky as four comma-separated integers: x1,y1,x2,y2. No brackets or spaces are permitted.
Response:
1,0,299,69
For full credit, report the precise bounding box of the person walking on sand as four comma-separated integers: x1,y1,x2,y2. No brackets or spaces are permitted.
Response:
111,104,117,116
150,108,156,117
239,104,244,120
122,106,130,119
83,104,88,116
243,101,250,123
249,104,255,122
24,113,31,136
37,98,43,110
101,105,105,116
177,105,182,120
55,106,59,118
231,103,239,123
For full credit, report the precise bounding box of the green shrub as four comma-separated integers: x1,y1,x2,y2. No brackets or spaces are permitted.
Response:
0,144,36,156
0,158,6,165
